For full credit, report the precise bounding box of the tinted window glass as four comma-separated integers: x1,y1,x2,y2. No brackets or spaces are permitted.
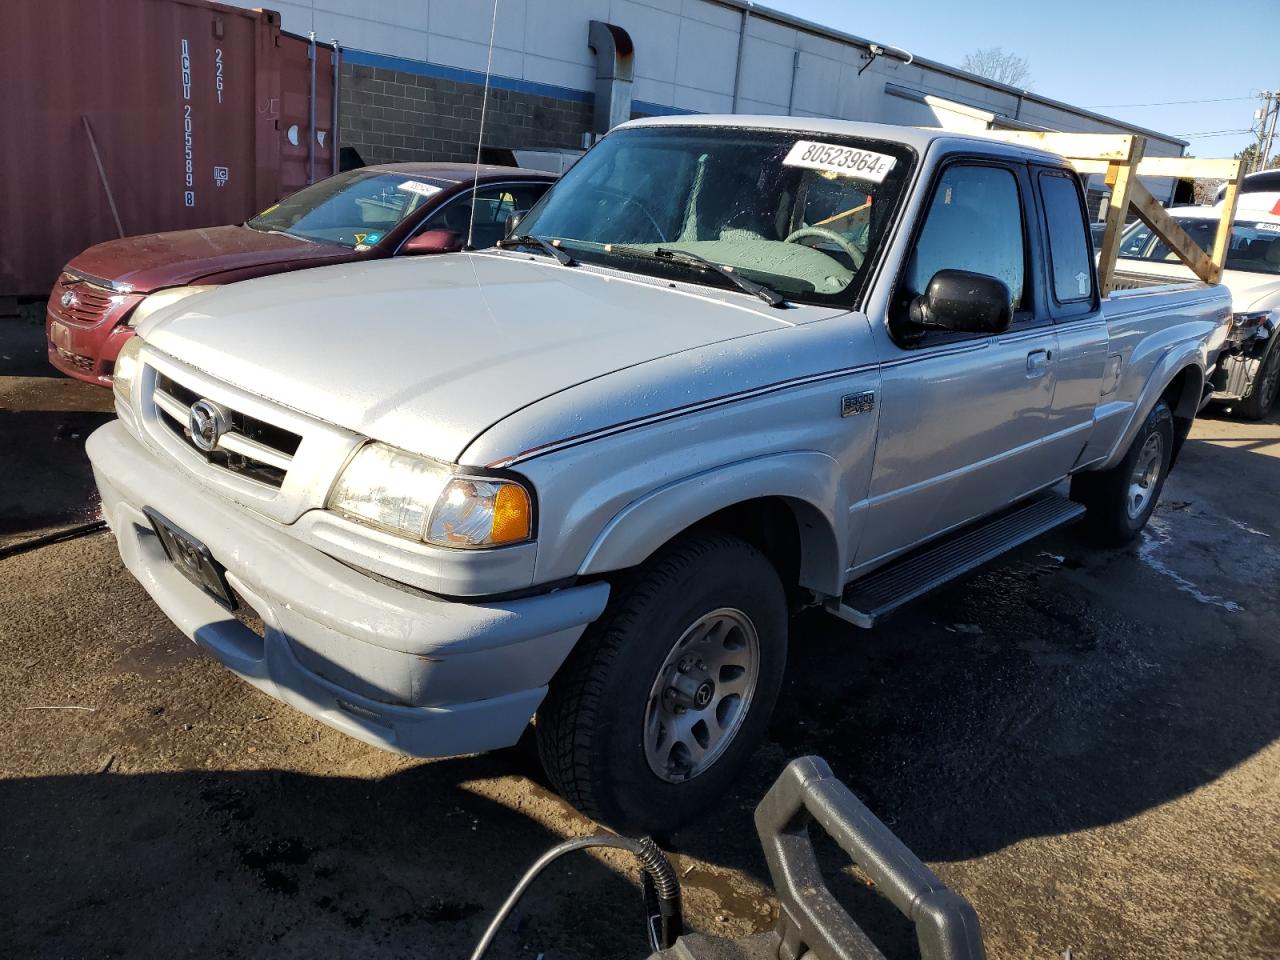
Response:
1119,217,1280,276
1040,172,1093,302
246,170,451,247
906,165,1025,310
422,184,549,248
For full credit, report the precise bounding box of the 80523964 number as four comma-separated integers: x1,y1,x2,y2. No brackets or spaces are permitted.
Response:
783,140,898,183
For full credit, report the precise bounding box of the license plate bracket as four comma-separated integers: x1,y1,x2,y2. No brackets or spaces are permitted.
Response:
145,508,237,610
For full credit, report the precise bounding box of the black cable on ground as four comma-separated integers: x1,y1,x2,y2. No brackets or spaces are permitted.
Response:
0,519,108,561
468,834,682,960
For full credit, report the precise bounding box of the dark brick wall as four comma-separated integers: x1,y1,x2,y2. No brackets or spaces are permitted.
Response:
339,64,593,165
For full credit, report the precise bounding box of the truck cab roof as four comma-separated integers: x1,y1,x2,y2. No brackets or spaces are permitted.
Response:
619,114,1072,167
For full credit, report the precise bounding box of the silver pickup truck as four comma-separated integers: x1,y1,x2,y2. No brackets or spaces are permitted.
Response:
89,116,1231,832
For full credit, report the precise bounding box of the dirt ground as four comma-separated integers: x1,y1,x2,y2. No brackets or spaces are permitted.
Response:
2,307,1278,960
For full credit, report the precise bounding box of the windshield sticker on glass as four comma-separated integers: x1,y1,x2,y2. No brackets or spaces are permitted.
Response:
783,141,897,183
398,180,442,198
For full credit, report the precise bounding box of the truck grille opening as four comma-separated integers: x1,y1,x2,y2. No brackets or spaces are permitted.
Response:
151,371,302,489
50,274,116,326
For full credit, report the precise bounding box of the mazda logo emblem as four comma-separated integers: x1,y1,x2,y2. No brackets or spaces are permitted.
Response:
694,681,714,708
188,399,227,453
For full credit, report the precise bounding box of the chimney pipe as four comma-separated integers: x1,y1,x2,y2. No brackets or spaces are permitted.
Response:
587,20,634,137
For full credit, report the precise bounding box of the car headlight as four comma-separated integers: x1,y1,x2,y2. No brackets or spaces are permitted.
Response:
128,285,217,328
112,334,145,408
327,442,534,548
1231,309,1275,337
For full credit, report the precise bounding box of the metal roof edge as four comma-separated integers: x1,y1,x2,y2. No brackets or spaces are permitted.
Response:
709,0,1188,149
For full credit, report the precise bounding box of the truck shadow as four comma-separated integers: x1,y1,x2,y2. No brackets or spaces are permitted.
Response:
0,753,650,960
668,429,1280,895
0,410,111,543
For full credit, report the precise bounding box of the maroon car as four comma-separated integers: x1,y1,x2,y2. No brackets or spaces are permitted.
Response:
46,164,555,386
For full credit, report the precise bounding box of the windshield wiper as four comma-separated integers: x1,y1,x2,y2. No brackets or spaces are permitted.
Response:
611,245,787,308
496,234,576,266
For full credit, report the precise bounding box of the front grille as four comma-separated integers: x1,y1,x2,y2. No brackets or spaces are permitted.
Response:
151,371,302,489
50,273,116,326
56,347,95,373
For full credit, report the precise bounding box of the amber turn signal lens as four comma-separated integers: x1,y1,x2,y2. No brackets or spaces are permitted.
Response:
491,483,532,544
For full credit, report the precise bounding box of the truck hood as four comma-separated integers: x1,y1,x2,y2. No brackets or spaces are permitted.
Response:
140,253,809,462
68,225,353,293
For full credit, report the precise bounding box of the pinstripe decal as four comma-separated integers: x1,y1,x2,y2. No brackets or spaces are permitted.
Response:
486,360,881,467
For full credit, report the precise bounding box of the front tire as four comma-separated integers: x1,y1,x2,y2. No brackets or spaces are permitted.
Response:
536,533,787,834
1071,399,1174,546
1237,343,1280,421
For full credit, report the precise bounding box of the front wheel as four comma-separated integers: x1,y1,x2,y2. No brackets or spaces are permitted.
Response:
535,533,787,834
1236,343,1280,421
1071,399,1174,546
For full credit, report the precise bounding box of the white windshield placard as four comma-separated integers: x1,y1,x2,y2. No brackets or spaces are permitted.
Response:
782,140,897,183
398,180,442,198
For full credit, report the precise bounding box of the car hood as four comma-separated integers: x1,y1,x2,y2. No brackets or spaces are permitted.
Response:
1117,259,1280,312
67,225,353,292
140,253,813,462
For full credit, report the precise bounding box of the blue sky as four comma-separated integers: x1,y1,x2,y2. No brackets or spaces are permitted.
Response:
766,0,1273,157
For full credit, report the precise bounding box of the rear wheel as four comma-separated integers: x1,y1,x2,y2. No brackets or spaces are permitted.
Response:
536,533,787,834
1071,399,1174,546
1237,344,1280,421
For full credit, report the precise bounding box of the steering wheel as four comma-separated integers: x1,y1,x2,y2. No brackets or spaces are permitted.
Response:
784,226,864,269
586,186,668,242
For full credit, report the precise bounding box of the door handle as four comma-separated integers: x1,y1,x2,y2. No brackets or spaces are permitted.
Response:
1026,349,1052,378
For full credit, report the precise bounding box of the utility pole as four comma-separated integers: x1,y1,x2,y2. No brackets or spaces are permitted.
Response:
1260,91,1280,171
1252,90,1278,173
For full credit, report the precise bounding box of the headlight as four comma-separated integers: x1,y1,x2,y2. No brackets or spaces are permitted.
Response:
327,442,534,548
128,285,217,328
1231,310,1275,338
112,334,144,407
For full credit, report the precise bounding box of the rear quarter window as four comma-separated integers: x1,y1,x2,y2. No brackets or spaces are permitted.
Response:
1039,171,1093,302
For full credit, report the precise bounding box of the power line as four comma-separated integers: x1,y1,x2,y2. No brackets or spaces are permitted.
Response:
1088,95,1256,108
1174,129,1253,139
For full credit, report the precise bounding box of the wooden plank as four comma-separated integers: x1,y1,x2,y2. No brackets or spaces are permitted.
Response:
1212,173,1243,278
1128,181,1218,283
1096,135,1146,297
1070,157,1242,180
1134,157,1241,180
979,130,1137,161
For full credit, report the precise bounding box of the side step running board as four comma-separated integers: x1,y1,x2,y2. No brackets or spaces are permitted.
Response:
828,492,1085,629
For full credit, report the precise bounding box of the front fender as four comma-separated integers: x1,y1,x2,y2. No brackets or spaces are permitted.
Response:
578,451,848,596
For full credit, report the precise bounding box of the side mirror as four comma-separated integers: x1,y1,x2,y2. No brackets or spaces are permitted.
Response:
504,212,523,237
909,269,1012,334
400,229,463,255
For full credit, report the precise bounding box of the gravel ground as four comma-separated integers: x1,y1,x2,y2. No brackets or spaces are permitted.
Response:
2,310,1277,959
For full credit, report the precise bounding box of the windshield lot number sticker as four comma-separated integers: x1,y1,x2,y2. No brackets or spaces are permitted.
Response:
784,141,897,183
398,180,442,198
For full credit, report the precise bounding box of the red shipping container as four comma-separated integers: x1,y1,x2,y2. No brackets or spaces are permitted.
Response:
0,0,337,295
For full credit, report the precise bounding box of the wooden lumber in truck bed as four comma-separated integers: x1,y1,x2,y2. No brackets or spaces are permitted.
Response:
978,131,1243,296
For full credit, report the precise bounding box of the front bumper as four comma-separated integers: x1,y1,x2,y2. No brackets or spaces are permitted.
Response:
87,419,610,757
46,305,137,387
1210,339,1271,402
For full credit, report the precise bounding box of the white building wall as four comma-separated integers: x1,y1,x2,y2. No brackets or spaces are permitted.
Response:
228,0,1184,154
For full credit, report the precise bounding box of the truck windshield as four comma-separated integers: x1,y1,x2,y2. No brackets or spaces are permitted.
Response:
1119,216,1280,275
246,170,451,248
513,126,915,305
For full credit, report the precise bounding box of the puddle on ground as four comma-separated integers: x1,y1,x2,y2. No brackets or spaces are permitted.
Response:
1139,514,1243,612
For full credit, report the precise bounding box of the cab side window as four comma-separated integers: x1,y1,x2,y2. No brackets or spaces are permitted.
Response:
1039,171,1094,303
904,164,1026,313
